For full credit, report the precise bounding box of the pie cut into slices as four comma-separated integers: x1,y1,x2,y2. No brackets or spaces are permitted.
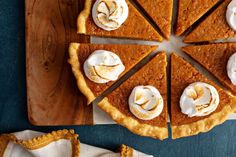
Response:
77,0,163,41
68,43,157,104
170,53,236,139
184,0,236,43
182,43,236,95
134,0,173,39
175,0,219,36
97,52,168,140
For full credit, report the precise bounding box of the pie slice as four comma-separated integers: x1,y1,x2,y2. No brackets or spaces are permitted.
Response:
97,52,168,140
68,43,157,104
184,0,236,43
175,0,219,36
134,0,173,39
77,0,163,41
182,43,236,95
170,53,236,139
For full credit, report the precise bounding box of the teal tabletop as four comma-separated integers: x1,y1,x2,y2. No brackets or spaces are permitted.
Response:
0,0,236,156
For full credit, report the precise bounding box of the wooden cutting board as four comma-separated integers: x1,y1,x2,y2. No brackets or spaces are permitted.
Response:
25,0,93,125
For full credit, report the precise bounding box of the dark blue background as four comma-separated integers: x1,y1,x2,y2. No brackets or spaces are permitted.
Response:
0,0,236,156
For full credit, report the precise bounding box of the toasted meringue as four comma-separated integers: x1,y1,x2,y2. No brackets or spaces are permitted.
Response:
129,85,164,120
92,0,129,31
180,82,219,117
84,50,125,84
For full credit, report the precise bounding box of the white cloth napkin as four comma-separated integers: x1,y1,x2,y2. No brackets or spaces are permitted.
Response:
0,130,153,157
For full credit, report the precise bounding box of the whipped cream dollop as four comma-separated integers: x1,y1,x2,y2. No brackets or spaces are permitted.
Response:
227,53,236,85
92,0,129,31
83,50,125,84
180,82,220,117
129,85,164,120
226,0,236,30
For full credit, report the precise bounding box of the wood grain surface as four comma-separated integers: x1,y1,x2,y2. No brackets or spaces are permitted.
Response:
25,0,92,125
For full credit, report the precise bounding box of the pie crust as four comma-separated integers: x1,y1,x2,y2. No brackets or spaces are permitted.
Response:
0,135,9,157
77,0,92,34
120,145,133,157
172,104,235,139
0,129,80,157
98,98,168,140
68,43,96,104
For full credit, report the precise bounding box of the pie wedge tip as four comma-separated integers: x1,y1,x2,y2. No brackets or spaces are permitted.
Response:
134,0,173,40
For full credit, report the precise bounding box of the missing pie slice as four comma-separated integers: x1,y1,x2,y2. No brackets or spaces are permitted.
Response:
68,43,157,104
77,0,163,41
182,43,236,95
170,53,236,139
184,0,236,43
134,0,173,39
175,0,220,36
97,52,168,140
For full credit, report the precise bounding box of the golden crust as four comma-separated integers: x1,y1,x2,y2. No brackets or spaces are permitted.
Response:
0,135,12,157
98,98,168,140
120,145,133,157
0,130,80,157
171,97,236,139
68,43,96,104
77,0,92,33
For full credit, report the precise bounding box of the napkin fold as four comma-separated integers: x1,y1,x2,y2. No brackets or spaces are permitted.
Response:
0,130,153,157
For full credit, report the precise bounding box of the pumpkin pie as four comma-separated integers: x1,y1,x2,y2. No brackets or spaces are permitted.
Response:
170,53,236,139
68,43,157,104
97,52,168,140
134,0,173,39
175,0,220,36
77,0,163,41
182,43,236,95
184,0,236,43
